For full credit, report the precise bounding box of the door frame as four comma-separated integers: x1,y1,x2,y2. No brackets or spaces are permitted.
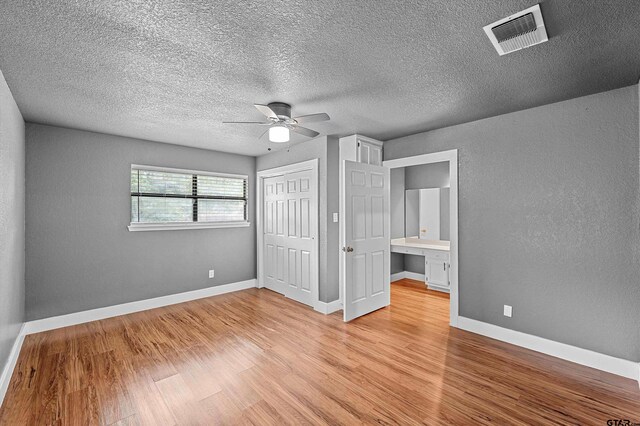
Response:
256,158,320,308
383,149,459,327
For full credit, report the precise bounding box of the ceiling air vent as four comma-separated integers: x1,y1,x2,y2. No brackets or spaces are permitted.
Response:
483,4,548,56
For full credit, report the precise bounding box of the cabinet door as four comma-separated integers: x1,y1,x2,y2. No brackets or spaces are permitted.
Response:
357,140,383,166
426,258,448,288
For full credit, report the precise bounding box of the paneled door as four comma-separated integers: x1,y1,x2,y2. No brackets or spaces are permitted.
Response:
263,174,287,295
341,160,390,321
262,165,318,307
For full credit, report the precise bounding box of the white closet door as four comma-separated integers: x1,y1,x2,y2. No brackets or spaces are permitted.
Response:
282,169,318,306
262,168,318,307
263,175,287,295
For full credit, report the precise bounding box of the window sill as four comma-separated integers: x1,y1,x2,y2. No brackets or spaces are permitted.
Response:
128,221,251,232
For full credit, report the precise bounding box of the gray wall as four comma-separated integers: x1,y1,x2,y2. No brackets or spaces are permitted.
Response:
404,190,420,237
385,85,640,362
0,71,25,373
404,254,425,275
256,136,339,302
405,161,450,189
25,124,256,320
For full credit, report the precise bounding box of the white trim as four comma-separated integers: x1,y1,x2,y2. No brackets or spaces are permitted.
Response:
391,271,427,282
314,299,343,315
458,316,640,382
427,284,450,294
256,159,319,179
23,279,257,335
384,149,459,327
391,271,406,282
404,271,425,281
0,324,26,407
131,164,248,180
256,159,320,309
130,165,250,231
383,149,458,169
128,221,250,232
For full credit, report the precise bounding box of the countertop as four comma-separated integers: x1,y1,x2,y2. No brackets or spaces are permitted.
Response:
391,237,450,252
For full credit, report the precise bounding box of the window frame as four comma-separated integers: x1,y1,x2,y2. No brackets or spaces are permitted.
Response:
128,164,250,232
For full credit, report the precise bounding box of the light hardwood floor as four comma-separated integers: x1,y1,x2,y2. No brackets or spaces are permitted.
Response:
1,279,639,425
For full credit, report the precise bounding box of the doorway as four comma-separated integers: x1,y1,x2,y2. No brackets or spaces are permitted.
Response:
256,159,319,308
384,150,459,326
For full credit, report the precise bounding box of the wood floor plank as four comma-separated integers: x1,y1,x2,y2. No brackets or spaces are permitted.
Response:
199,390,243,425
155,373,211,425
239,399,286,425
1,279,639,425
62,386,100,426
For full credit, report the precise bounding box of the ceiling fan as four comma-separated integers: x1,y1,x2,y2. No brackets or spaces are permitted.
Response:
223,102,330,143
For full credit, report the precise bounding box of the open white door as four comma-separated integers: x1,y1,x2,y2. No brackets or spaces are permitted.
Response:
341,160,390,322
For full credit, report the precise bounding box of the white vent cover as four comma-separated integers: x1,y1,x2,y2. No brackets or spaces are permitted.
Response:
483,4,548,56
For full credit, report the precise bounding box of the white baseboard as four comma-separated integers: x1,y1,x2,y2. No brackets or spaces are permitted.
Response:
23,279,257,335
405,271,425,281
458,316,640,383
427,284,450,294
391,271,425,282
0,324,26,406
391,271,405,282
314,299,342,315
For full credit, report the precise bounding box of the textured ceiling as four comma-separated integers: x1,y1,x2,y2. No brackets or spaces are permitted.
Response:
0,0,639,156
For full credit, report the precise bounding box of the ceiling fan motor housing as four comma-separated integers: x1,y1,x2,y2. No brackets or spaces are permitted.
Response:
268,102,292,119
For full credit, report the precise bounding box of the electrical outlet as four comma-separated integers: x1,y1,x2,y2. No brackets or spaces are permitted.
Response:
208,269,215,279
503,305,512,318
333,212,339,223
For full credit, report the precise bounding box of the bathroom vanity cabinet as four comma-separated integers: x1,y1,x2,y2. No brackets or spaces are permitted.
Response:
391,238,450,293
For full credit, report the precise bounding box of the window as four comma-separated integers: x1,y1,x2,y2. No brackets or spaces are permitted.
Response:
129,165,249,231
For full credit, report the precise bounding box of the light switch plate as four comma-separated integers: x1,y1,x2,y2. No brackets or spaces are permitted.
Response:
503,305,512,317
333,212,339,223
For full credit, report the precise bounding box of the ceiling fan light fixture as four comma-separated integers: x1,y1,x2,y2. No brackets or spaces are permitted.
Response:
223,102,329,144
269,125,290,143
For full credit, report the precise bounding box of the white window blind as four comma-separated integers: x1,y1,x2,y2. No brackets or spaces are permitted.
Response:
130,165,248,229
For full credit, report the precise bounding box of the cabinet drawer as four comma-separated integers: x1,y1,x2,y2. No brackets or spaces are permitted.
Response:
390,245,424,256
425,250,449,261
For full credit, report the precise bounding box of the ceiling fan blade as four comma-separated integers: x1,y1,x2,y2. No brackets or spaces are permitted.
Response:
292,126,320,138
293,113,330,123
254,104,279,119
258,128,270,140
222,121,270,124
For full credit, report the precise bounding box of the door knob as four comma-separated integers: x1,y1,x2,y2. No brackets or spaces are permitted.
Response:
342,246,354,252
